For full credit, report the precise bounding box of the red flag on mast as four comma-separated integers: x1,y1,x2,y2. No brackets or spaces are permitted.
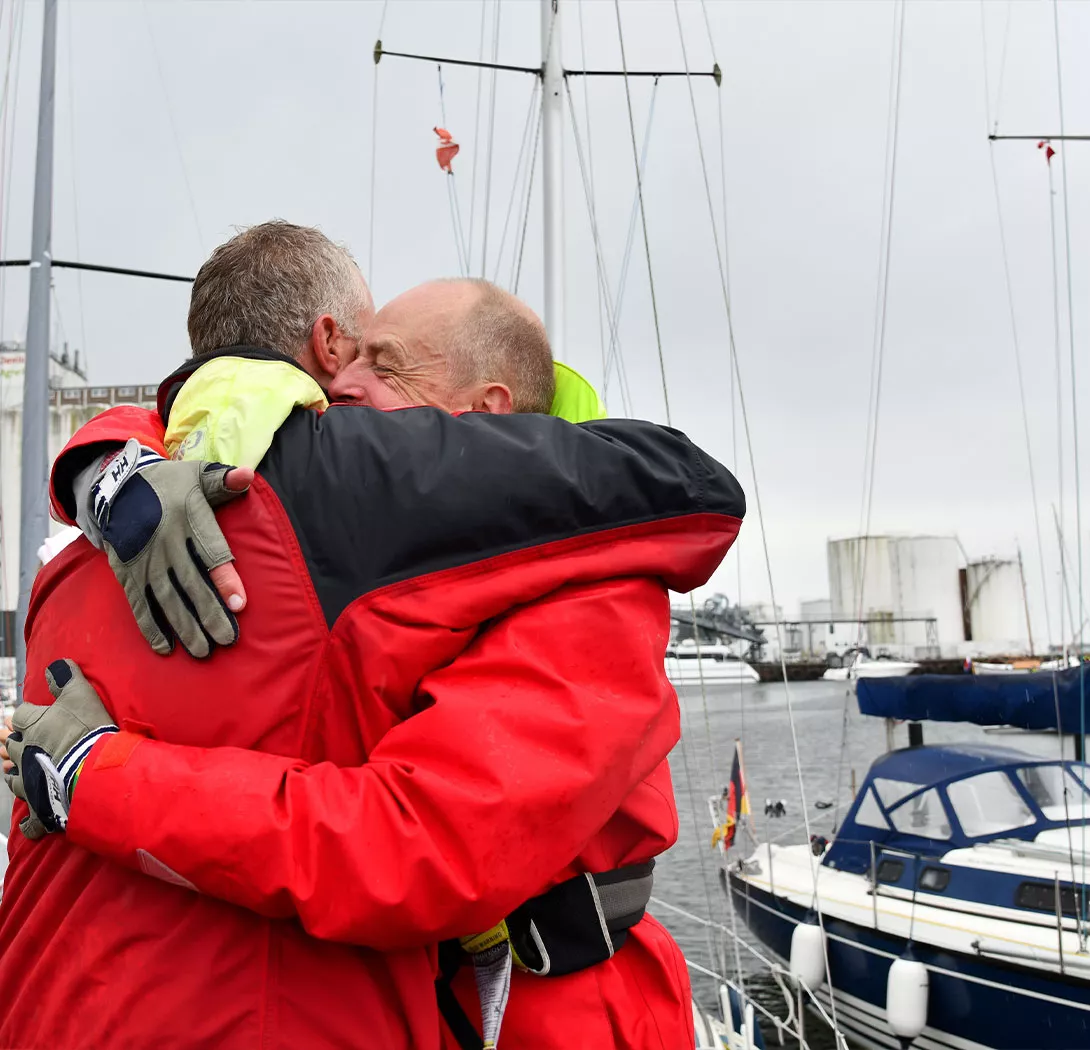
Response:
434,127,460,173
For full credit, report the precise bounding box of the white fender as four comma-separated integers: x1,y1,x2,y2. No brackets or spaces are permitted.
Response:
743,1001,757,1050
886,955,929,1041
789,921,826,990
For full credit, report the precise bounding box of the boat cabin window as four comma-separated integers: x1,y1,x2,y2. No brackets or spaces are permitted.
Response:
853,788,889,829
888,788,951,840
876,858,904,884
1016,765,1090,822
946,771,1034,838
918,866,950,892
873,778,923,808
1016,881,1082,919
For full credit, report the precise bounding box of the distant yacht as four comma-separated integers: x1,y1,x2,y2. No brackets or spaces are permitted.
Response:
665,639,760,684
823,646,919,681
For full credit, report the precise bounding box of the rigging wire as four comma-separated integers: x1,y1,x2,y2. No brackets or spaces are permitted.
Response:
597,78,659,414
1044,146,1067,667
1051,1,1087,929
612,0,670,423
436,65,471,276
576,0,608,404
0,0,18,617
509,90,543,296
491,76,540,285
833,0,905,832
612,0,731,975
0,0,26,344
992,1,1012,135
698,0,748,796
465,0,488,265
563,78,635,416
671,0,851,1040
64,3,87,375
139,1,205,254
978,1,1053,652
511,4,554,295
478,0,502,276
601,86,656,412
367,0,389,280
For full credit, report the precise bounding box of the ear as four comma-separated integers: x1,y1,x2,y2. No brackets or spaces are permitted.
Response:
475,383,513,415
308,315,342,379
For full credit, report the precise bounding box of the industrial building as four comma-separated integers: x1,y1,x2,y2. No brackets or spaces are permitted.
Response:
819,535,1030,660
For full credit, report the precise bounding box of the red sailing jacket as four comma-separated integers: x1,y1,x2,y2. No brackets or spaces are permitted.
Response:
0,374,744,1049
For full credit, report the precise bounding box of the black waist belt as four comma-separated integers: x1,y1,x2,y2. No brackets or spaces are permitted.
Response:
436,861,655,1048
504,859,655,977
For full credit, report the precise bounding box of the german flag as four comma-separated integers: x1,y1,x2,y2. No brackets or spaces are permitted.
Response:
711,740,749,851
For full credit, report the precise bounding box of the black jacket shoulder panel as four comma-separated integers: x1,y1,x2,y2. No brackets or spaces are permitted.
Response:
257,406,745,626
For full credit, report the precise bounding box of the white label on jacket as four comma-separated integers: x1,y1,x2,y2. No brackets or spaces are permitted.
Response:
136,849,198,892
471,942,512,1050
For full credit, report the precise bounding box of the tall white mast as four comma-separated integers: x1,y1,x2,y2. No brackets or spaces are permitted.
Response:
15,0,57,700
541,0,564,358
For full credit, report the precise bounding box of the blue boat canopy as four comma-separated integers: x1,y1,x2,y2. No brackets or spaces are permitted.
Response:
857,666,1088,732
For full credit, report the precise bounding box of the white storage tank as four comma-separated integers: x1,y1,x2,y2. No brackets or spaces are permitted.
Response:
964,558,1030,653
828,535,964,657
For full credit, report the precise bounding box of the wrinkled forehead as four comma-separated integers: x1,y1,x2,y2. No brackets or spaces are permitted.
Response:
364,284,474,363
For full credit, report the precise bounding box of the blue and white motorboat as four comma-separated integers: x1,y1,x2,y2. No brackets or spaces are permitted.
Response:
728,666,1090,1050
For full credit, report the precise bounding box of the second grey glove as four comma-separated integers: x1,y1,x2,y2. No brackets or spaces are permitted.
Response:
5,660,118,837
89,439,248,658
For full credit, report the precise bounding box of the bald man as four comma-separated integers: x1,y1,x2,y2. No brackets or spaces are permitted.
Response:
5,255,736,1049
329,279,557,417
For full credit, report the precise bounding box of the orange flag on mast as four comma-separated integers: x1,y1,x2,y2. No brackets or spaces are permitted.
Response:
434,127,460,173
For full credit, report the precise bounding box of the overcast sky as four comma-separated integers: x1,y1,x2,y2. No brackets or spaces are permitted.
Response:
0,0,1086,642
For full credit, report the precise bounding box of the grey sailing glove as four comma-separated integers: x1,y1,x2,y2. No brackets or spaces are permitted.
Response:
4,660,118,839
87,439,247,658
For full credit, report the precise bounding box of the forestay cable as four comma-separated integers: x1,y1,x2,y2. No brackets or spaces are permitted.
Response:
367,0,390,280
436,65,471,276
140,1,205,254
833,0,905,831
63,3,88,374
563,79,635,416
672,0,853,1040
979,0,1052,650
466,0,488,265
478,0,502,276
602,83,657,413
492,77,541,285
1051,0,1087,948
576,0,608,402
511,4,555,295
612,0,730,976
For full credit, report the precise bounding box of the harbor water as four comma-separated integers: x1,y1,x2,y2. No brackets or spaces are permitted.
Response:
653,678,1071,1048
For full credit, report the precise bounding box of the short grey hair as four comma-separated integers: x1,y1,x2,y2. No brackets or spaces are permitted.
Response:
187,220,371,360
447,280,555,413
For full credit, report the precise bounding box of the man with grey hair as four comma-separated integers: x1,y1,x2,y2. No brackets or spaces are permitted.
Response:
187,219,374,364
1,219,743,1049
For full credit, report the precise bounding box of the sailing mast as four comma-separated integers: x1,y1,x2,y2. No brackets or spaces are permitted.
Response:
541,0,563,358
15,0,57,701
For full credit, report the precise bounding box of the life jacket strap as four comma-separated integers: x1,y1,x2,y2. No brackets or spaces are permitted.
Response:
504,859,655,977
435,862,655,1049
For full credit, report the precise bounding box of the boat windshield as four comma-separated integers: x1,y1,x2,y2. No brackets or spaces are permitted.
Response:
947,771,1035,838
1017,764,1090,822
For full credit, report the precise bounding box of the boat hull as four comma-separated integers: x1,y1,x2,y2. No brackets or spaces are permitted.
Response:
728,872,1090,1050
666,659,760,684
